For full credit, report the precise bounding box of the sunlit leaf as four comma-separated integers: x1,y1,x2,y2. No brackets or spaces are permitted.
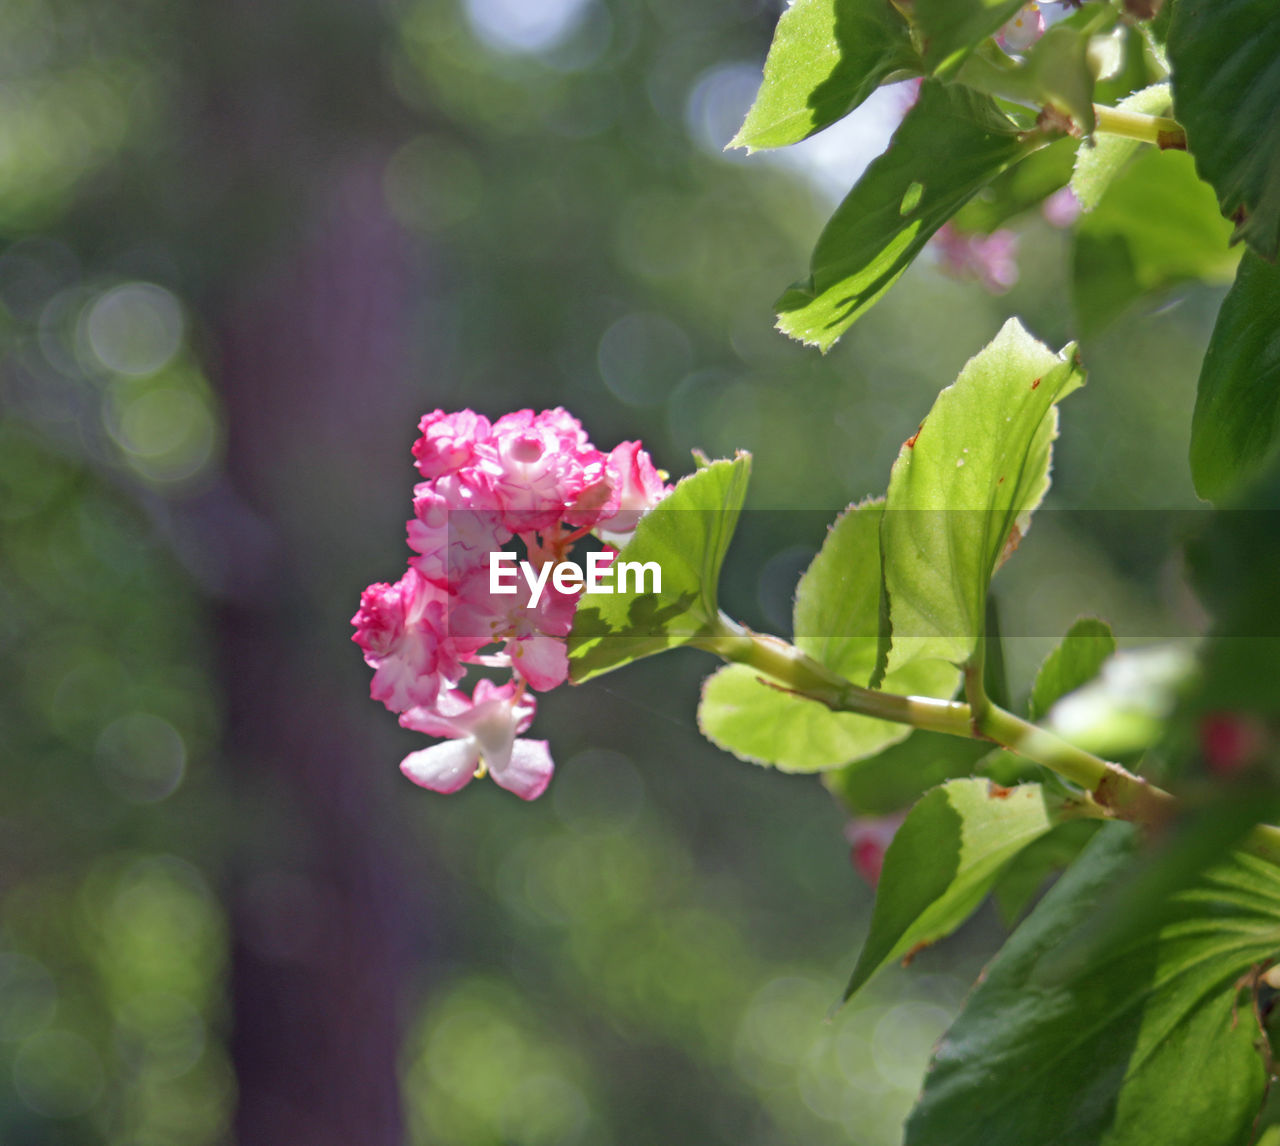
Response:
879,319,1085,680
699,500,956,771
568,454,751,683
730,0,919,152
775,82,1037,350
1071,83,1170,211
843,778,1063,1001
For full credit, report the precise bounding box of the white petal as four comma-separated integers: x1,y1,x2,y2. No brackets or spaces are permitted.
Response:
400,739,479,793
490,738,554,801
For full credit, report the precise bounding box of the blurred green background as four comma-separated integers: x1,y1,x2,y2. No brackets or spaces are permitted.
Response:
0,0,1223,1143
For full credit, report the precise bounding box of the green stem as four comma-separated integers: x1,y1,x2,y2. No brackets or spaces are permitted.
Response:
693,613,1168,820
1093,103,1186,149
694,614,1280,867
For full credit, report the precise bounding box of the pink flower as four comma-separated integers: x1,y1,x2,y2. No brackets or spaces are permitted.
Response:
997,3,1044,52
412,409,492,480
931,224,1019,294
399,680,554,800
351,567,464,713
1041,186,1081,229
447,563,577,691
408,476,510,587
596,441,670,542
357,404,673,800
845,812,907,887
480,408,611,533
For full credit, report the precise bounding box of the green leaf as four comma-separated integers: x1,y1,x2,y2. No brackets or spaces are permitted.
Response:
1045,643,1198,757
699,663,916,772
914,0,1027,76
843,778,1063,1001
568,453,751,683
1071,83,1171,211
825,731,993,815
699,500,957,771
1190,251,1280,503
1168,0,1280,259
1028,617,1116,720
905,824,1277,1146
1072,147,1240,336
775,82,1037,350
1027,23,1096,136
951,136,1077,233
730,0,919,152
990,819,1101,925
880,319,1085,680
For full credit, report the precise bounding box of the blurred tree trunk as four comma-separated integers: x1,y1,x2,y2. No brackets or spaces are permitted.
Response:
192,4,426,1141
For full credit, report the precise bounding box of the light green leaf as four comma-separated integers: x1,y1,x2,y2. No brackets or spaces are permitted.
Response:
1169,0,1280,260
1028,617,1116,720
1072,147,1240,336
843,779,1063,1001
880,319,1085,680
905,824,1277,1146
914,0,1027,76
1072,83,1171,211
730,0,919,152
775,82,1037,350
699,663,916,772
568,453,751,683
1190,251,1280,503
1045,643,1198,758
699,500,957,771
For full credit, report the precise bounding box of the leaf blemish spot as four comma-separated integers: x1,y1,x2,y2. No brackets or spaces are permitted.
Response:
905,424,922,449
1031,377,1041,390
986,782,1014,799
902,941,930,967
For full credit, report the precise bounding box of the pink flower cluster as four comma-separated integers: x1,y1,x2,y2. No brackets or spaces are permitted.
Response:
353,407,670,800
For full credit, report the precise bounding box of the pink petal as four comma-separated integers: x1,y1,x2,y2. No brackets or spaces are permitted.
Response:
400,740,480,793
510,633,569,691
491,738,554,800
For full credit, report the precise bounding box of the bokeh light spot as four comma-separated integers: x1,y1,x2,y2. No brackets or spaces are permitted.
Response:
95,712,187,803
85,283,183,376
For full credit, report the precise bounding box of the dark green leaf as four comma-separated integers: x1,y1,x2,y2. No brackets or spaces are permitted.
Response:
1028,617,1116,720
879,318,1085,679
906,824,1277,1146
1190,251,1280,503
951,136,1077,233
914,0,1026,76
568,454,751,683
991,819,1101,925
844,778,1063,1001
825,731,993,815
731,0,919,152
1072,147,1239,336
1169,0,1280,259
775,82,1037,350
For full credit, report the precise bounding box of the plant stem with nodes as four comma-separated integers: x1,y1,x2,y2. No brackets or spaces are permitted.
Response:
692,613,1280,864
